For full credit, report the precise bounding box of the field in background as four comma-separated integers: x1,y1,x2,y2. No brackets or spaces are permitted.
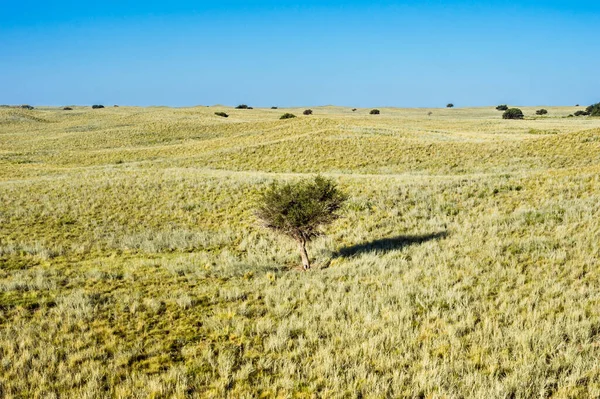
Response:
1,105,600,397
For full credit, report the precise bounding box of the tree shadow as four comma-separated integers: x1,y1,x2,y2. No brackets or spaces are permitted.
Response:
333,231,448,258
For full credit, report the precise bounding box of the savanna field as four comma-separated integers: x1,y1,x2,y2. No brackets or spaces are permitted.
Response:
2,105,600,398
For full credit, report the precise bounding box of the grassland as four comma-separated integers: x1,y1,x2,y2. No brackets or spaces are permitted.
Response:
1,105,600,398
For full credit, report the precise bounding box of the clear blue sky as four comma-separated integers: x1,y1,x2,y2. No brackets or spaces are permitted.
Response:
1,1,599,108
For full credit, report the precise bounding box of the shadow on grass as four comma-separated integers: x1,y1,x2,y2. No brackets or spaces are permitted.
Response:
333,231,448,258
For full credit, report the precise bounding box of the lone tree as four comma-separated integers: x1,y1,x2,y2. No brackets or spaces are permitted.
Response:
496,104,509,111
303,109,313,115
255,176,347,270
536,109,548,115
370,109,380,115
502,108,524,120
447,103,454,108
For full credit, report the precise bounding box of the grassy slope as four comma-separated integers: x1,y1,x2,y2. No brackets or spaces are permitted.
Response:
1,106,600,397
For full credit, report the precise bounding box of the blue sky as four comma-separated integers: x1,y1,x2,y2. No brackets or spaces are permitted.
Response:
1,1,599,107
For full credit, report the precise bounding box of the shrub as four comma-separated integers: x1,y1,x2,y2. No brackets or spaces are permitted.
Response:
586,103,600,116
574,110,590,117
370,109,380,115
63,107,73,111
280,113,296,120
447,103,454,108
576,104,580,107
271,107,278,109
21,105,34,110
92,105,105,109
215,112,229,118
303,109,313,116
496,105,509,111
235,104,250,109
502,108,524,120
567,114,574,118
255,176,347,270
352,108,357,112
536,109,548,116
114,105,119,108
248,107,254,110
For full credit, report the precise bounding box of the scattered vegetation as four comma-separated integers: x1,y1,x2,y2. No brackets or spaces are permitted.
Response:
303,109,313,115
1,105,600,397
536,109,548,115
215,112,229,118
280,113,296,119
574,110,590,117
502,108,524,119
370,109,380,115
255,176,347,269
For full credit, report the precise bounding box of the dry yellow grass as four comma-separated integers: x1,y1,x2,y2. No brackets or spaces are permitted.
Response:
1,105,600,397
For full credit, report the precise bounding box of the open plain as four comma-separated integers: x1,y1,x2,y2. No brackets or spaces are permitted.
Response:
1,105,600,397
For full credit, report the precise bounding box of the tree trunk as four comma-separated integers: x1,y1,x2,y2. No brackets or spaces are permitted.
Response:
297,239,311,270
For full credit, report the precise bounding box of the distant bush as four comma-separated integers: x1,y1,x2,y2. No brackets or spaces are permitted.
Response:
235,104,250,109
92,105,105,109
447,103,454,108
63,107,73,111
21,105,34,110
248,107,254,109
502,108,524,119
496,105,509,111
352,108,357,112
428,111,433,116
586,103,600,116
567,114,574,118
370,109,380,115
215,112,229,118
271,107,278,109
114,105,119,108
575,104,580,107
536,109,548,116
303,109,313,115
280,113,296,120
574,110,590,117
